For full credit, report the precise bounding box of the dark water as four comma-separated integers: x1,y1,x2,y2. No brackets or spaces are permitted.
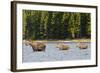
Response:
22,42,91,63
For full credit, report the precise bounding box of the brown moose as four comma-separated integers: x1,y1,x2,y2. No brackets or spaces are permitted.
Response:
23,40,46,51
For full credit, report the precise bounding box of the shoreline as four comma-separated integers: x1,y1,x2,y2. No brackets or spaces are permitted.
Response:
24,39,91,43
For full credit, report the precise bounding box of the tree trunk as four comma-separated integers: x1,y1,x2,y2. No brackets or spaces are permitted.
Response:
71,31,75,39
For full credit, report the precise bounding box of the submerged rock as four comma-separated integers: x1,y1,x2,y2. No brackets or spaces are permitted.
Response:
56,43,69,50
76,43,88,49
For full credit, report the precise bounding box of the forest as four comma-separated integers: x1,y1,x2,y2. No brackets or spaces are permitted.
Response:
23,10,91,40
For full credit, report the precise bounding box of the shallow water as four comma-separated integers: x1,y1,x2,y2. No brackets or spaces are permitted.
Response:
22,42,91,63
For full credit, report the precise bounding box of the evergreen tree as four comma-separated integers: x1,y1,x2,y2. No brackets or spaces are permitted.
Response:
23,10,91,40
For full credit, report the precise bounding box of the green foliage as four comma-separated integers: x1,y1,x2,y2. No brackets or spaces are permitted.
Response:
80,13,91,38
23,10,91,40
68,13,80,38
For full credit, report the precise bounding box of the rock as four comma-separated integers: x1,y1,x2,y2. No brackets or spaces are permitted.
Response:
76,43,88,49
56,43,69,50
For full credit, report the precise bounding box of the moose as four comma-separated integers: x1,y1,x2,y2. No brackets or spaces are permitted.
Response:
56,43,69,50
76,42,88,49
23,40,46,51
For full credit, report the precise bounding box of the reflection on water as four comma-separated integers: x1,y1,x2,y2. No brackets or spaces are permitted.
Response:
22,42,91,63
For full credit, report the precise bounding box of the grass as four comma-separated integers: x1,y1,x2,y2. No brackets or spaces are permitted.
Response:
30,39,91,43
69,39,91,42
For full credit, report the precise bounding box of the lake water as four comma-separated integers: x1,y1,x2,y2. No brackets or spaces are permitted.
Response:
22,42,91,63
